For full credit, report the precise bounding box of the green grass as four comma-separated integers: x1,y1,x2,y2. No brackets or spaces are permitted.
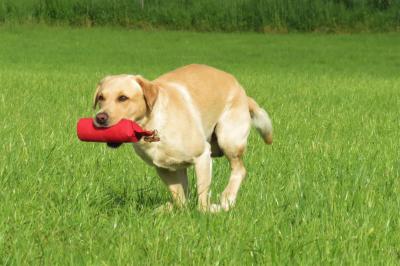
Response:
1,0,400,32
0,25,399,264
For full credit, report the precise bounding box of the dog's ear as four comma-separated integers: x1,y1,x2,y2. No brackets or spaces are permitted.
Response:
136,75,159,112
92,84,101,110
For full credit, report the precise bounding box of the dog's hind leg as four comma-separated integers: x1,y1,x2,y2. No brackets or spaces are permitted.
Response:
220,156,246,211
216,100,251,211
156,167,188,208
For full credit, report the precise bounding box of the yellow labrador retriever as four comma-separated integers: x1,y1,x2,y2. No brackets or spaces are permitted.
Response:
93,64,272,212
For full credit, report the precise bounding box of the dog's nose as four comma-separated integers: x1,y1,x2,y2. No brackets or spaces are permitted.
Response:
95,112,109,125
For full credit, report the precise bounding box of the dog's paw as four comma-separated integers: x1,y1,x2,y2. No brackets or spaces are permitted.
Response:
209,204,223,213
154,202,174,213
220,193,236,211
198,203,223,213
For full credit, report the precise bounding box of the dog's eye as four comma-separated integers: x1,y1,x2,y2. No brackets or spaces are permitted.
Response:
118,95,129,102
98,95,105,101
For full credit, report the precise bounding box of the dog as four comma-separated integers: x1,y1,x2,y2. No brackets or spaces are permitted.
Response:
92,64,272,212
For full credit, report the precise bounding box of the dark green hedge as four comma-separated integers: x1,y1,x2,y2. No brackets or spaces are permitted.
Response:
1,0,399,32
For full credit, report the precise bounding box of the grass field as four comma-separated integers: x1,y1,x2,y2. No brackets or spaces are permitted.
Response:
0,26,399,264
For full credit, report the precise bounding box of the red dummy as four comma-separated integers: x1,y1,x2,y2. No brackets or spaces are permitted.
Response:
77,118,159,143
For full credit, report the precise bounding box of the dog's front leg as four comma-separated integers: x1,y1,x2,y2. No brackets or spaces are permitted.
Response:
156,167,188,208
194,144,216,212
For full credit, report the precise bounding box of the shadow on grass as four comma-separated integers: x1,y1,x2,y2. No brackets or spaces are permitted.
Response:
133,187,167,211
85,184,167,215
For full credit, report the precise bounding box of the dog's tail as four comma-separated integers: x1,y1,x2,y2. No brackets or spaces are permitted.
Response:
248,97,273,144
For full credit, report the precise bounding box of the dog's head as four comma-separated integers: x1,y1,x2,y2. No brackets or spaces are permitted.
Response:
92,75,158,149
93,75,158,128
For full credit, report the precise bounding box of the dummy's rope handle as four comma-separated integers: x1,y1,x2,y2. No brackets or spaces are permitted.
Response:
143,129,160,142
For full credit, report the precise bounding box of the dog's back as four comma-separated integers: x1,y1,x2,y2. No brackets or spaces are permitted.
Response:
155,64,246,138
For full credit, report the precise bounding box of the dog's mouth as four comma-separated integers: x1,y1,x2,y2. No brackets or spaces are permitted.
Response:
93,118,120,128
107,142,123,148
93,119,109,128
